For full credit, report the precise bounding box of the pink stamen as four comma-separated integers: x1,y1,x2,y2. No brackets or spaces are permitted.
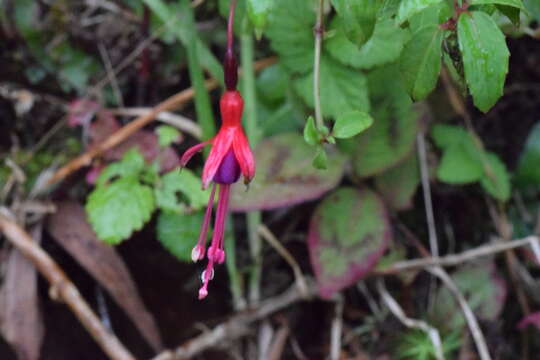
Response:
208,184,230,265
198,261,215,300
191,183,217,262
180,140,212,167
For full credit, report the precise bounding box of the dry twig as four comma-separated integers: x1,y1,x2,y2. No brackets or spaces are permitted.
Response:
377,278,444,360
151,279,316,360
0,211,135,360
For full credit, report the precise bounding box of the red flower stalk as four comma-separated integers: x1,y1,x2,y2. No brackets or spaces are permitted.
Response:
180,0,255,300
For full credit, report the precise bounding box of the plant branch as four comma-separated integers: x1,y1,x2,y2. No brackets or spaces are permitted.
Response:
313,0,325,130
379,235,540,273
377,278,445,360
151,280,317,360
0,211,135,360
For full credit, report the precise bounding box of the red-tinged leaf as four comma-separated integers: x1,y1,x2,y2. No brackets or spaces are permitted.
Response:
374,154,420,211
230,133,346,211
0,226,44,360
430,260,507,331
308,187,391,298
104,131,179,172
518,312,540,330
89,109,121,143
67,99,100,127
46,201,163,351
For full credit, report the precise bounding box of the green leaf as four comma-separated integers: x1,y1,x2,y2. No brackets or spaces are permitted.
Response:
156,211,204,262
496,4,521,24
326,17,408,70
156,125,181,147
524,0,540,22
437,142,484,184
266,0,315,73
397,0,444,24
352,65,417,178
480,153,511,201
230,133,346,211
333,111,373,139
469,0,525,9
516,123,540,186
431,124,469,149
294,55,370,120
375,154,420,211
430,261,507,331
304,116,319,145
308,187,391,298
313,146,328,169
457,11,510,112
154,170,210,213
257,64,288,103
96,149,146,186
86,177,155,244
408,2,453,31
330,0,379,45
246,0,273,38
400,25,444,100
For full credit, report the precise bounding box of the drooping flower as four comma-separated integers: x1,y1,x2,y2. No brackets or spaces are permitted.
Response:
180,0,255,300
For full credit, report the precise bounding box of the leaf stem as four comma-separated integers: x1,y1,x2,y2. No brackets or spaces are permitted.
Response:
313,0,325,130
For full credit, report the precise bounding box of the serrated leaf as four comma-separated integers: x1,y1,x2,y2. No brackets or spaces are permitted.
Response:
155,169,210,213
330,0,379,45
516,123,540,186
400,25,444,100
230,133,346,211
397,0,444,24
304,116,319,145
313,146,328,169
352,65,417,177
308,187,391,298
156,125,181,147
430,261,507,331
437,142,484,184
157,211,204,262
480,153,511,201
294,55,370,119
266,0,315,73
246,0,273,38
469,0,524,9
333,111,373,139
458,11,510,112
326,17,407,70
96,149,146,186
86,177,155,244
375,155,420,210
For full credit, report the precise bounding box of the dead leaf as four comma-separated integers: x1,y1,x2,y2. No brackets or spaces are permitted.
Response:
46,201,163,351
0,225,44,360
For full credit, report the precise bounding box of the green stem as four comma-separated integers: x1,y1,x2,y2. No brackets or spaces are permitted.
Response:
241,28,263,305
313,0,325,130
183,0,216,140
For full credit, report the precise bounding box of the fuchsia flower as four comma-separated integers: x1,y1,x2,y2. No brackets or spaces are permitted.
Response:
180,0,255,300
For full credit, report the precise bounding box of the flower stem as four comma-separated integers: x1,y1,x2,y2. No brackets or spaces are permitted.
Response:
224,216,246,310
241,26,263,305
313,0,325,130
182,0,216,140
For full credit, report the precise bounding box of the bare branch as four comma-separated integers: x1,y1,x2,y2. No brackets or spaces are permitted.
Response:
0,212,135,360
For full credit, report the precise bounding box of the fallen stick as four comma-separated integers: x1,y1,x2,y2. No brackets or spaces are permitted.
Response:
0,212,136,360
